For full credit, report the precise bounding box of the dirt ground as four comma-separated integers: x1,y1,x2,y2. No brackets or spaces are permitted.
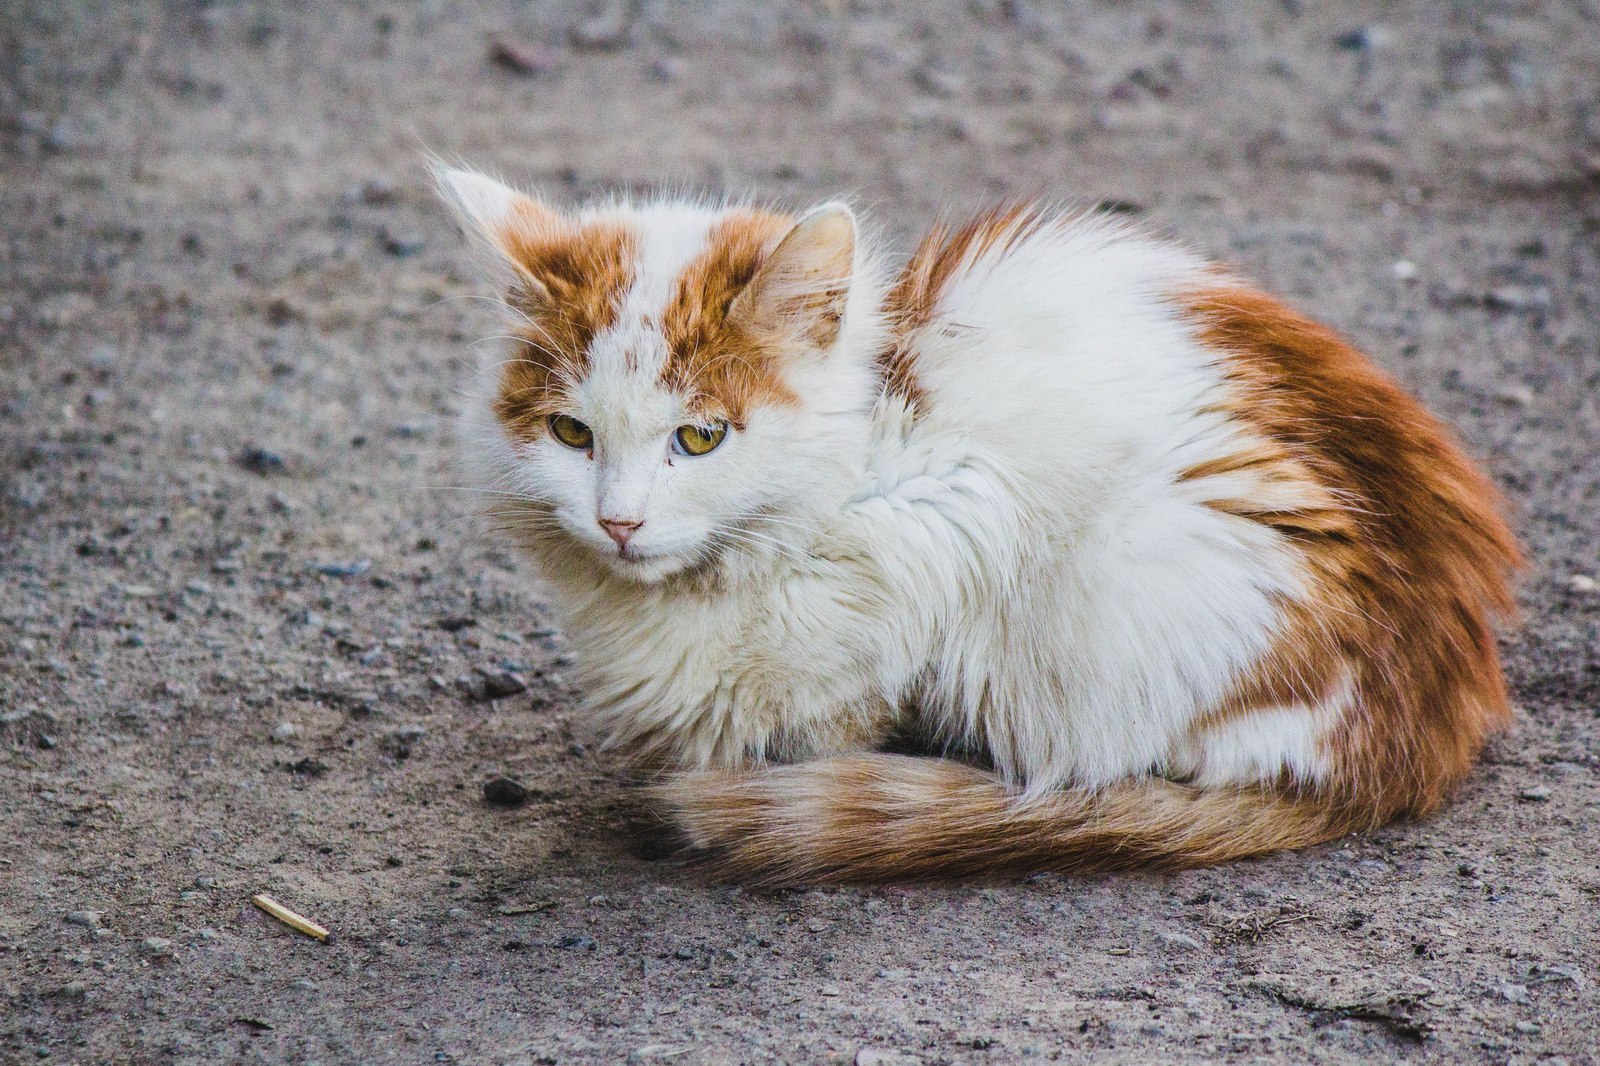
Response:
3,1,1599,1062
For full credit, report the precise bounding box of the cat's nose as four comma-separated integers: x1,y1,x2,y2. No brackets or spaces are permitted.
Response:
598,517,643,548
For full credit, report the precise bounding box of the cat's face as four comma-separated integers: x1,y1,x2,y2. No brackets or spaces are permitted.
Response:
440,170,879,582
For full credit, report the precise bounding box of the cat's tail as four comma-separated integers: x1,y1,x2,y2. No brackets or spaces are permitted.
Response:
652,754,1365,885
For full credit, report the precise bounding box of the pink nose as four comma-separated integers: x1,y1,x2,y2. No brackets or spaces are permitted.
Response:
599,518,642,548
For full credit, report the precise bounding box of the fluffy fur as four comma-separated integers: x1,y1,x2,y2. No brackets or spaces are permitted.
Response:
438,166,1520,885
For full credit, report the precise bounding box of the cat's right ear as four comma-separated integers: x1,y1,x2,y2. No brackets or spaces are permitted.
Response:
432,165,560,289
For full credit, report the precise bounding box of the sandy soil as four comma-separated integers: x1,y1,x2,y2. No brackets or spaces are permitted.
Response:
3,1,1599,1062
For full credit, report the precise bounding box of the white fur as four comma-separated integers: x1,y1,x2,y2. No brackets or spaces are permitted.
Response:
451,178,1341,792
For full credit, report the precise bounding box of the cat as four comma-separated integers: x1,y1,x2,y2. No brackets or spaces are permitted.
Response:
437,165,1520,884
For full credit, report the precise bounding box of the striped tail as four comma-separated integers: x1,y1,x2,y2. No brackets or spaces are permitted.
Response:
653,753,1366,885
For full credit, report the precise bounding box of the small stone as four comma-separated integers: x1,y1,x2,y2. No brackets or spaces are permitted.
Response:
381,725,426,760
314,558,372,578
1157,930,1203,951
142,937,174,955
569,3,634,51
1569,574,1597,593
469,670,528,702
1484,285,1551,314
42,120,80,153
195,876,217,889
1514,1020,1541,1035
483,776,529,807
489,34,555,76
1519,785,1551,802
292,978,317,991
264,297,300,326
66,910,103,929
271,722,297,741
86,344,118,371
1334,25,1389,52
121,584,156,598
353,178,398,206
912,64,966,97
1494,384,1534,408
1499,982,1531,1004
648,56,683,83
819,983,842,996
380,228,425,257
855,1052,923,1066
1391,259,1418,281
198,928,218,939
236,446,286,475
446,907,468,920
556,934,596,950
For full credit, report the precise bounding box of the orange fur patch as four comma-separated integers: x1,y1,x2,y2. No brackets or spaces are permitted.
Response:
492,218,637,438
658,209,798,425
1181,287,1521,820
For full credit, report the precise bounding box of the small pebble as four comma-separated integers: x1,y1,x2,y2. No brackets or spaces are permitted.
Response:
470,670,528,701
569,3,633,51
489,34,555,75
1569,574,1597,593
483,776,529,807
1519,785,1551,802
236,446,286,475
1157,930,1202,951
1499,982,1531,1004
1494,385,1534,408
66,910,103,929
314,559,372,578
271,722,297,741
380,228,425,257
195,876,217,889
1391,259,1418,281
142,937,174,955
1514,1020,1541,1035
352,178,398,206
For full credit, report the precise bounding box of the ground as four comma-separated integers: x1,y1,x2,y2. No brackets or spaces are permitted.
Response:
2,1,1598,1063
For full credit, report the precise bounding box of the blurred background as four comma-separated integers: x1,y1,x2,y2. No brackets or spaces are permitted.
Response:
3,2,1598,1062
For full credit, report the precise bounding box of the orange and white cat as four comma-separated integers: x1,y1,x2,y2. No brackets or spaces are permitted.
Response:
438,165,1519,884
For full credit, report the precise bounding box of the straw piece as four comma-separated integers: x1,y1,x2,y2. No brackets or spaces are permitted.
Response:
251,893,329,941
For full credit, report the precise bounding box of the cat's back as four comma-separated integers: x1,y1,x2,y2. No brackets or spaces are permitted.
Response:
878,206,1250,506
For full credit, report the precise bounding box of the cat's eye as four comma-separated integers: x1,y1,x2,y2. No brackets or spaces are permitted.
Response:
548,414,593,450
672,422,728,457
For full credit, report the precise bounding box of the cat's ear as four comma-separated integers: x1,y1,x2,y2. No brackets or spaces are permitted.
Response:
433,164,560,291
731,202,856,349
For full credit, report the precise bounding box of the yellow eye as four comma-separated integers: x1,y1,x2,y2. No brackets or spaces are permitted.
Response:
548,414,593,450
672,422,728,457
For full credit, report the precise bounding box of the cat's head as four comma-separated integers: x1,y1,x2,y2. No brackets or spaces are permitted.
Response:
438,167,886,583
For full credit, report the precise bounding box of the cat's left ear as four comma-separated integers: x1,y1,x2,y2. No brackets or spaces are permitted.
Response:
731,202,856,349
432,164,560,268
